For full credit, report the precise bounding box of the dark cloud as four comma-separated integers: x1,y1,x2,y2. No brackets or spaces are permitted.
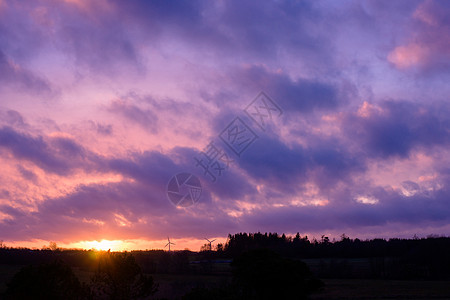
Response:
0,0,332,79
0,204,26,226
120,0,203,25
0,0,142,75
110,0,335,66
97,124,113,135
108,151,178,188
0,50,52,93
0,126,99,175
0,120,255,207
108,100,158,133
0,110,26,127
0,126,68,175
237,133,365,194
94,122,113,135
226,65,343,113
0,3,47,61
169,146,256,201
58,14,139,72
1,104,448,242
216,0,325,57
51,136,87,159
343,101,450,158
87,121,113,135
308,139,365,190
0,177,238,241
16,165,38,182
242,184,450,233
239,136,307,184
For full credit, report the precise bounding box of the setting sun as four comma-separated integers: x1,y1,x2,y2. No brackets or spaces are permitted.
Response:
80,240,125,251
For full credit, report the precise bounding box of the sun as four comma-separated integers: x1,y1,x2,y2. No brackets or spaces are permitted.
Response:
82,240,125,251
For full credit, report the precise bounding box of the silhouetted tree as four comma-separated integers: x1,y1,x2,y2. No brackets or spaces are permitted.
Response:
49,242,58,251
231,249,323,300
4,260,88,299
199,243,210,252
216,243,224,252
90,252,157,300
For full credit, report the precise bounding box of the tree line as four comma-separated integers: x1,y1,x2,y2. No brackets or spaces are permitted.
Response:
221,232,450,259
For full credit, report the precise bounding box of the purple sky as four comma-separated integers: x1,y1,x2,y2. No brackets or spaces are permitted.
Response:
1,0,450,250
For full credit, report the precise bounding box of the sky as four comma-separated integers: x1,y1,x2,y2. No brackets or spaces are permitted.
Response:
1,0,450,251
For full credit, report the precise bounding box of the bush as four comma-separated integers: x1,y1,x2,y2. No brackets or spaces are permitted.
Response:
183,249,324,300
90,252,157,299
4,260,88,299
231,249,323,300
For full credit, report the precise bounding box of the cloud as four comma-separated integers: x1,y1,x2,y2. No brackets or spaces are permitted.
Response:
235,133,365,196
89,121,113,136
1,0,450,246
229,65,342,113
0,50,52,94
16,165,38,182
0,172,239,241
1,110,26,127
113,0,330,60
0,0,142,76
388,1,450,73
0,126,99,175
241,182,450,233
342,100,450,158
108,100,159,133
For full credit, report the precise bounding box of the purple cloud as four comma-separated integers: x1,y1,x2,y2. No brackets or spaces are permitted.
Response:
343,101,450,158
0,50,52,94
0,0,449,247
108,100,159,133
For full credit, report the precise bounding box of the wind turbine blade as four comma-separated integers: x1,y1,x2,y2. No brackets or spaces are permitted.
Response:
211,239,216,243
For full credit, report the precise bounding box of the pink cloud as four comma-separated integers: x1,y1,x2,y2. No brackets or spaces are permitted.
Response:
388,43,429,69
388,1,450,72
1,0,450,249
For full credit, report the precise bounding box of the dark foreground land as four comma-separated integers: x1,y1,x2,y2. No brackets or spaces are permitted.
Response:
1,234,449,299
150,274,450,299
1,265,450,299
310,279,450,299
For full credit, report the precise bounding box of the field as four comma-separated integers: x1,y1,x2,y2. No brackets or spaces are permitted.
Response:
311,279,450,299
148,275,450,300
2,262,450,299
0,264,23,294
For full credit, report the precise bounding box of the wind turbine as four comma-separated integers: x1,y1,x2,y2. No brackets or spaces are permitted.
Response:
205,238,216,251
165,237,175,252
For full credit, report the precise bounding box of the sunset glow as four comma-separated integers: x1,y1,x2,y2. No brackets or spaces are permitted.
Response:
0,0,449,251
79,240,125,252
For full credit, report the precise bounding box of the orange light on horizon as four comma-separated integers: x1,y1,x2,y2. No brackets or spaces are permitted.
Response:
78,240,125,251
4,237,227,252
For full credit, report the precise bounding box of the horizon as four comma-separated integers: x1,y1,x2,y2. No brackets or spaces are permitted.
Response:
1,1,450,252
4,231,448,252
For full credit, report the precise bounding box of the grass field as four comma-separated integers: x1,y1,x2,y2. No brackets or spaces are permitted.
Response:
310,279,450,299
0,264,24,294
2,264,449,299
151,273,231,299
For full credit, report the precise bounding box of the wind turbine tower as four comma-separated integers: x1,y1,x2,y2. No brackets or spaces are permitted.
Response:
205,238,216,251
165,237,175,252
